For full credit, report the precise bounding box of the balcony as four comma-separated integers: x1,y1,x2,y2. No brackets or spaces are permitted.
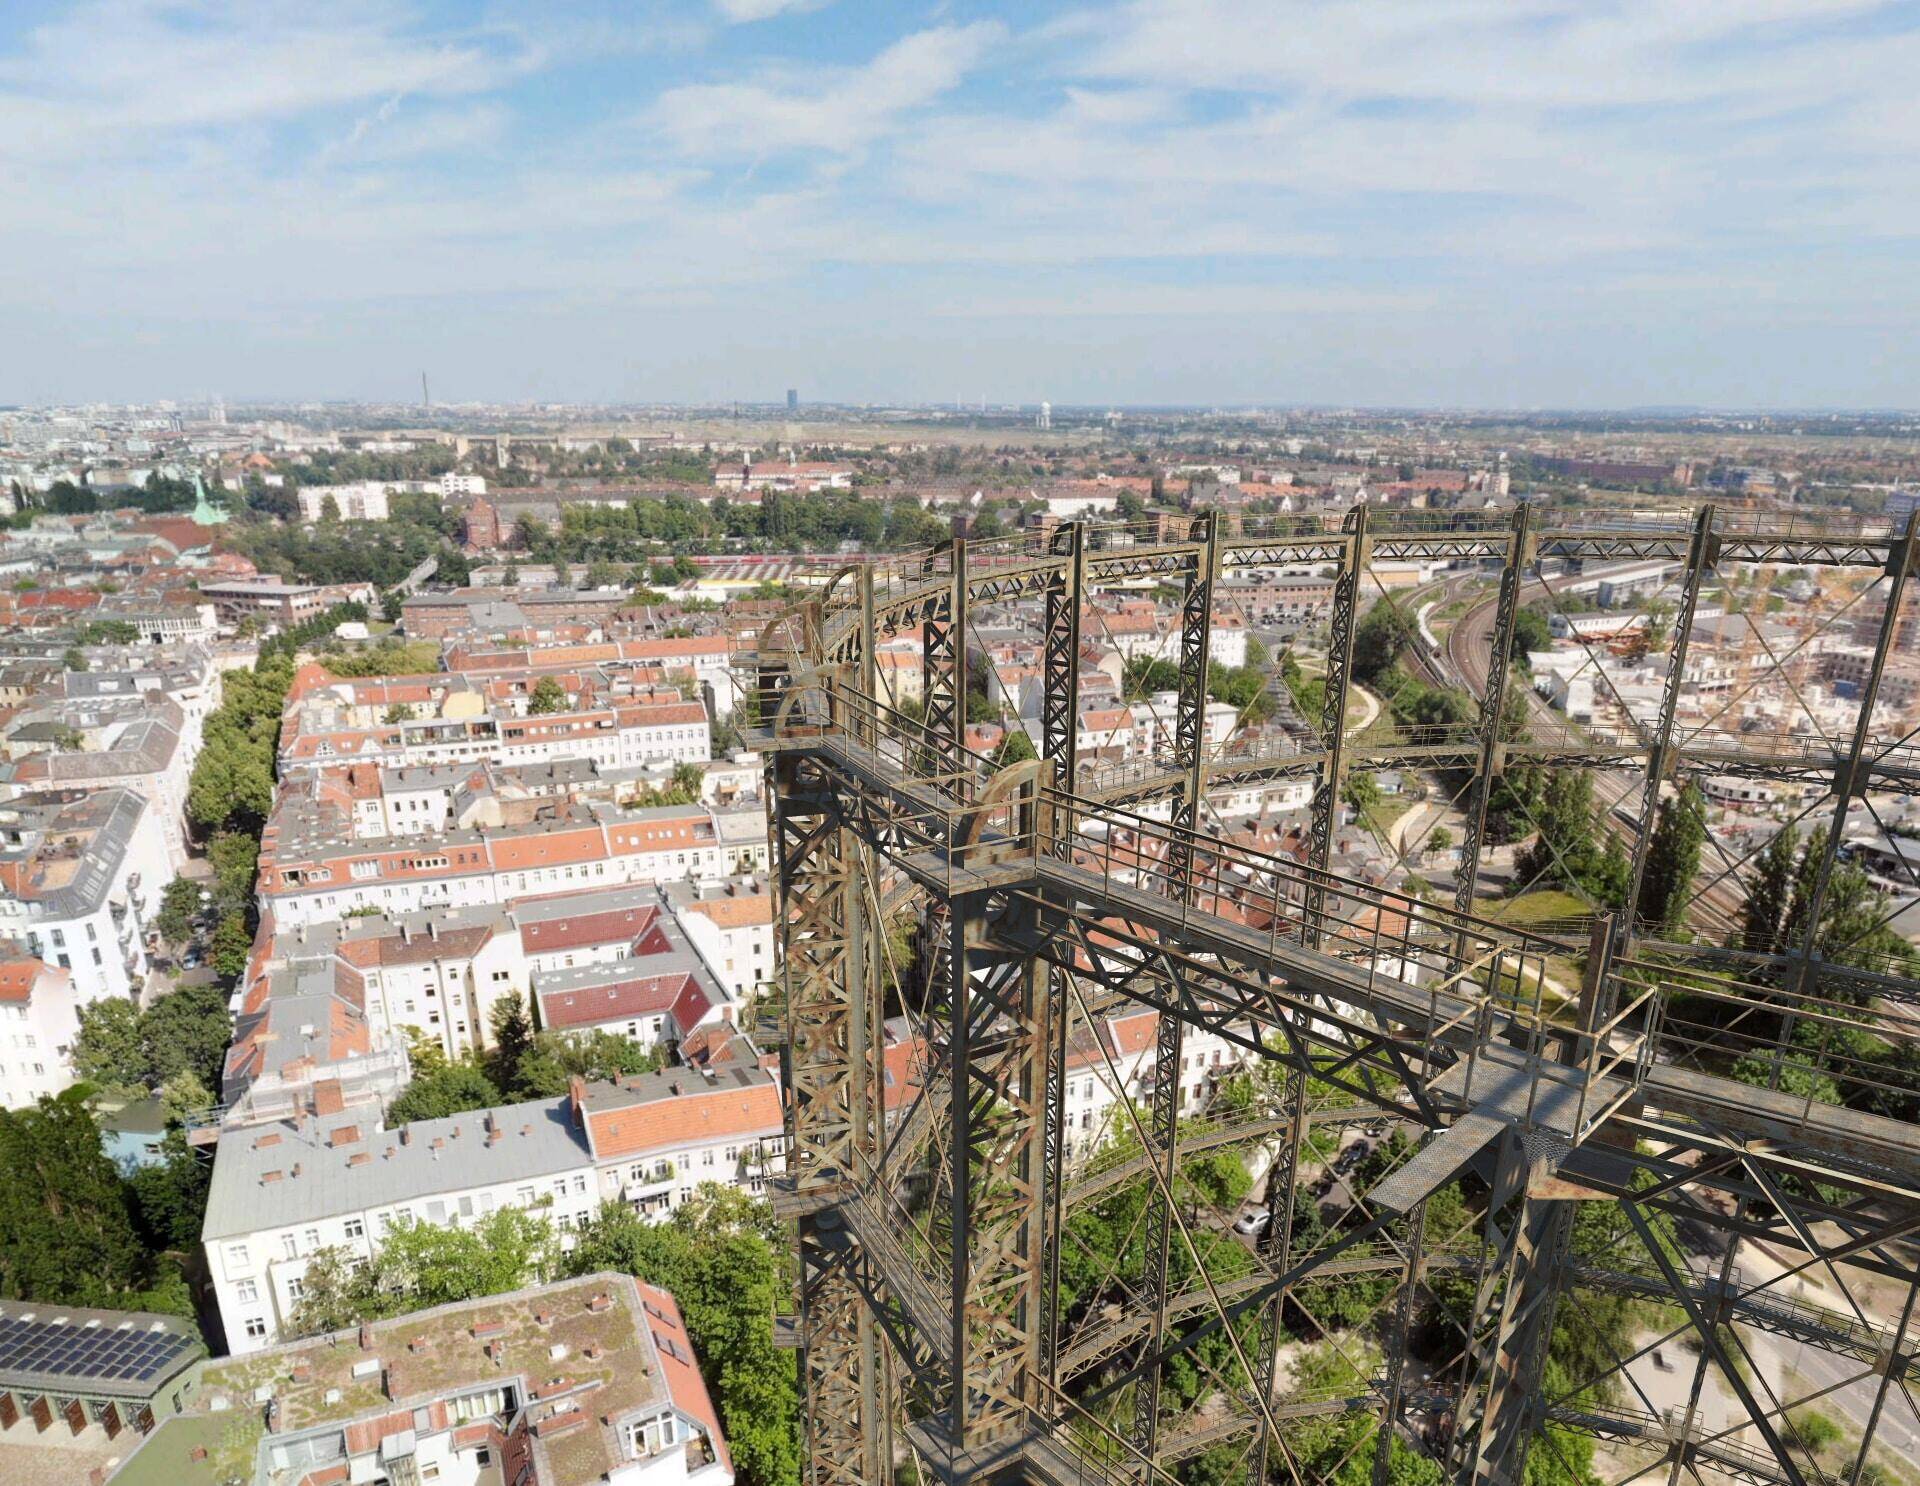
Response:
623,1162,677,1200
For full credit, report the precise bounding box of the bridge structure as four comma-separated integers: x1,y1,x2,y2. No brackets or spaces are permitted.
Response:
750,507,1920,1486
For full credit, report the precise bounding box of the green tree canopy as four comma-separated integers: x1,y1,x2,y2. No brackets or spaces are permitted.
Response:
527,676,568,715
0,1091,150,1307
387,1061,503,1124
288,1209,555,1338
1635,783,1706,935
566,1191,799,1486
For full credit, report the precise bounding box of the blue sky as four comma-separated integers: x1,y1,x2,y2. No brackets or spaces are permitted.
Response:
5,0,1920,409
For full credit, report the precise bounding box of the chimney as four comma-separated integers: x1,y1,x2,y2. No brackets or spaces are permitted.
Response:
567,1074,587,1126
399,1127,412,1146
359,1324,375,1351
587,1292,612,1314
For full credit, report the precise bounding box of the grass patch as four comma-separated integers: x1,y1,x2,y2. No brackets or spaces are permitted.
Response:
1475,889,1589,928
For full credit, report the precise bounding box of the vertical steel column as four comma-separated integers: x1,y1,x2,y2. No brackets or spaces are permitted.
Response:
944,889,1050,1448
1130,999,1183,1473
1664,1240,1739,1486
1041,523,1086,792
1454,504,1532,922
1039,527,1083,1390
1372,1204,1427,1486
923,536,970,787
1132,518,1212,1475
1781,512,1918,1077
1621,504,1717,942
1450,1131,1574,1486
1307,505,1368,944
859,564,878,747
1249,1069,1308,1486
777,751,884,1486
1168,512,1219,890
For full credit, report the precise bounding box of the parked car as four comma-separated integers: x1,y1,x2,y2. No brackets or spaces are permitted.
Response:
1233,1207,1272,1236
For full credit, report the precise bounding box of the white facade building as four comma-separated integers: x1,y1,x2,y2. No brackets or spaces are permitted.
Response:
0,789,169,1004
0,957,80,1109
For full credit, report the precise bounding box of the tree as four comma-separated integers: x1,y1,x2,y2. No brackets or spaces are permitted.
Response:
1635,783,1706,935
1515,770,1623,906
387,1061,502,1124
155,876,205,944
73,999,149,1095
62,647,87,672
209,912,253,981
993,728,1037,769
140,985,233,1090
207,831,261,921
1353,600,1419,685
488,991,536,1090
1741,826,1799,955
0,1091,148,1307
1122,655,1181,698
383,702,415,724
567,1192,799,1486
510,1031,664,1098
288,1209,555,1338
126,1128,212,1253
1511,606,1554,666
527,676,568,714
318,493,341,523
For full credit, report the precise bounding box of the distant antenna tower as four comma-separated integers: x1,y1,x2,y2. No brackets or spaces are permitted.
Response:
422,372,430,409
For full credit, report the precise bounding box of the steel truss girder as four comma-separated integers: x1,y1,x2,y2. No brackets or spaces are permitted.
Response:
1307,505,1368,940
774,758,888,1486
941,892,1050,1448
1454,504,1531,923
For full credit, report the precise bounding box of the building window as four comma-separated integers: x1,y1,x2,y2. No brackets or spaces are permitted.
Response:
343,1218,364,1240
281,1234,299,1260
303,1227,321,1250
235,1279,259,1304
227,1243,250,1272
244,1317,268,1340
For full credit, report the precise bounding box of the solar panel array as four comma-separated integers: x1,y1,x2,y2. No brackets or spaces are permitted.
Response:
0,1316,193,1387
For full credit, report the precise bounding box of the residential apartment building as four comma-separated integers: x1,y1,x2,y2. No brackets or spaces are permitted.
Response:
445,635,741,717
0,693,198,866
122,1275,732,1486
662,877,775,1004
0,788,169,1003
0,953,80,1109
295,480,391,522
401,586,629,639
257,798,744,928
277,665,711,777
202,1072,784,1353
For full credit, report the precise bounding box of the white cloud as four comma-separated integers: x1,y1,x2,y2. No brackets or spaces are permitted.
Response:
0,0,531,160
712,0,829,21
650,21,1004,157
4,0,1920,405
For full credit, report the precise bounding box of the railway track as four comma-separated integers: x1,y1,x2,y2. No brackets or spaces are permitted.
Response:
1426,580,1745,935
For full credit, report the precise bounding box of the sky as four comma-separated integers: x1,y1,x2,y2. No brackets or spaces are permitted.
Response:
4,0,1920,411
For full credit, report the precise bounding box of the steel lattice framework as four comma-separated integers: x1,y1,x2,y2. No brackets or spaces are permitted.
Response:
758,507,1920,1486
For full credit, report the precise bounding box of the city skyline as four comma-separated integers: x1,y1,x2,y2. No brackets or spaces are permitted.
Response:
6,1,1920,409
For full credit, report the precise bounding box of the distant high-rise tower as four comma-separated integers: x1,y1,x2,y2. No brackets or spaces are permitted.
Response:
1037,401,1052,430
787,388,799,412
211,395,226,426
